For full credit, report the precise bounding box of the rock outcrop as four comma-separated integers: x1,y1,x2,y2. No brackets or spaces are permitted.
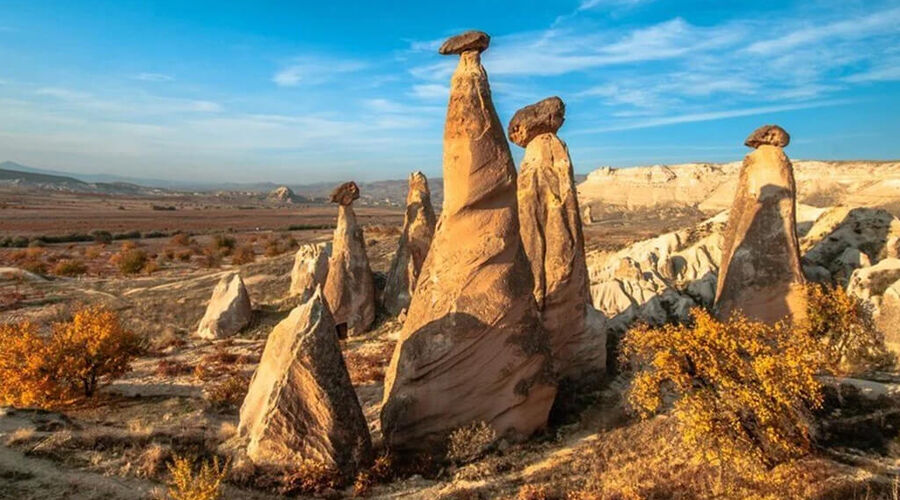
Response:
289,242,330,301
381,31,555,454
383,172,437,316
577,160,900,214
714,125,807,324
512,96,606,380
238,288,372,477
196,273,252,339
268,186,301,203
323,181,375,337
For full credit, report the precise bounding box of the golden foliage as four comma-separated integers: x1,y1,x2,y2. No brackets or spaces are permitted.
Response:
621,308,824,475
804,283,893,374
279,459,341,496
203,371,251,411
0,306,138,407
53,259,88,277
166,454,228,500
447,421,497,464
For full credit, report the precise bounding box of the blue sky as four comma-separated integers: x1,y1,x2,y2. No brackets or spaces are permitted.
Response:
1,0,899,184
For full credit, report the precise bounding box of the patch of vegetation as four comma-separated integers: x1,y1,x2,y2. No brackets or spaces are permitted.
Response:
0,306,138,406
53,259,87,277
166,454,228,500
231,245,255,265
111,245,149,275
446,421,497,465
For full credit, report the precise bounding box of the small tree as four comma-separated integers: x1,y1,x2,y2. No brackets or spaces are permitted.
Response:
0,322,58,406
50,306,138,397
622,308,824,476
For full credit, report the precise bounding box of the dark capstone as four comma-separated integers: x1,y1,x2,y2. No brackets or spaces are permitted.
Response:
744,124,790,148
330,181,360,206
507,96,566,147
438,30,490,55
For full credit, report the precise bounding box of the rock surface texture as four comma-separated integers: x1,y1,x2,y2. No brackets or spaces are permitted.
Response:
513,97,606,380
196,273,252,339
714,125,807,324
383,172,437,316
238,288,372,477
381,32,555,454
323,181,375,337
289,242,331,301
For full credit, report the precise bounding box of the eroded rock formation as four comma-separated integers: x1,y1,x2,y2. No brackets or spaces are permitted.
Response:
238,288,372,477
381,31,556,454
196,273,252,339
323,181,375,337
511,96,606,380
289,242,330,301
714,125,806,324
383,172,437,316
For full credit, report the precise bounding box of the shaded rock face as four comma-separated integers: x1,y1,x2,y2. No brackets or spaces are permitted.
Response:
513,99,605,380
196,273,252,339
383,172,437,316
289,243,331,301
507,97,565,148
238,289,372,477
323,187,375,337
381,34,556,454
714,127,806,324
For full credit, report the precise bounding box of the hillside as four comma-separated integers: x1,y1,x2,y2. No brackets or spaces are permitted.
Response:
577,160,900,216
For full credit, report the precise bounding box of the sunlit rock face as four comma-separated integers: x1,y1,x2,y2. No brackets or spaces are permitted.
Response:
381,30,556,455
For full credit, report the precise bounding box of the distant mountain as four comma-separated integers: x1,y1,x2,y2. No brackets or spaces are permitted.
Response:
0,163,170,196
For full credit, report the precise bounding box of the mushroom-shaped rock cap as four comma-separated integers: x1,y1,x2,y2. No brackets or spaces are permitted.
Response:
330,181,360,206
438,30,490,55
744,124,790,148
507,96,566,147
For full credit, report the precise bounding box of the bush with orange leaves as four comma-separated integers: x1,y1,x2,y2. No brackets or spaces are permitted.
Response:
621,308,824,476
0,306,138,407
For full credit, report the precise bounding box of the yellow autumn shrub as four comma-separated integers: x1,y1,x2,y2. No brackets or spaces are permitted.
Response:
621,308,824,476
0,306,138,407
166,454,228,500
803,283,893,374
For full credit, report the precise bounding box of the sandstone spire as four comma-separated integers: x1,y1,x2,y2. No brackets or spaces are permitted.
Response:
289,242,330,301
322,181,375,337
511,97,607,381
714,125,807,324
380,30,556,454
382,171,437,316
238,287,373,477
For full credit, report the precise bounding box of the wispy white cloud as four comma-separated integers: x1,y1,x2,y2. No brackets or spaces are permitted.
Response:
272,56,366,87
576,99,855,134
34,87,223,114
409,83,449,100
745,7,900,55
133,72,174,82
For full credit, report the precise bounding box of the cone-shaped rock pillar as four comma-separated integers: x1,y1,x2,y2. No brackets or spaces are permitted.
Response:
714,125,806,324
383,171,437,316
381,31,556,454
511,97,607,380
238,287,372,477
323,181,375,337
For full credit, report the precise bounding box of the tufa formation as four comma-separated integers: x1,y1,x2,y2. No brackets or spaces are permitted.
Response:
289,242,331,302
382,171,437,316
714,125,807,324
238,287,373,477
196,273,252,339
381,31,556,454
323,181,376,337
512,96,607,381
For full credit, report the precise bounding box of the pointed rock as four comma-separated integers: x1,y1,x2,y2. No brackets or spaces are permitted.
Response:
513,97,606,380
238,288,372,477
383,172,437,316
289,242,331,301
323,182,375,337
196,273,252,339
381,33,556,454
715,125,806,324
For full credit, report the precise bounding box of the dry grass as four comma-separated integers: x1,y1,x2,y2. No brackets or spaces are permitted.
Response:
344,343,394,384
447,421,497,465
166,454,228,500
155,359,194,377
204,371,251,411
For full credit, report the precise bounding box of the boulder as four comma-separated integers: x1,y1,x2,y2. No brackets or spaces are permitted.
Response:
383,172,437,316
289,243,330,301
238,288,372,477
196,273,252,339
744,124,790,148
438,30,490,55
714,125,807,324
512,97,605,380
323,181,375,337
507,96,565,148
381,31,556,454
847,258,900,302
